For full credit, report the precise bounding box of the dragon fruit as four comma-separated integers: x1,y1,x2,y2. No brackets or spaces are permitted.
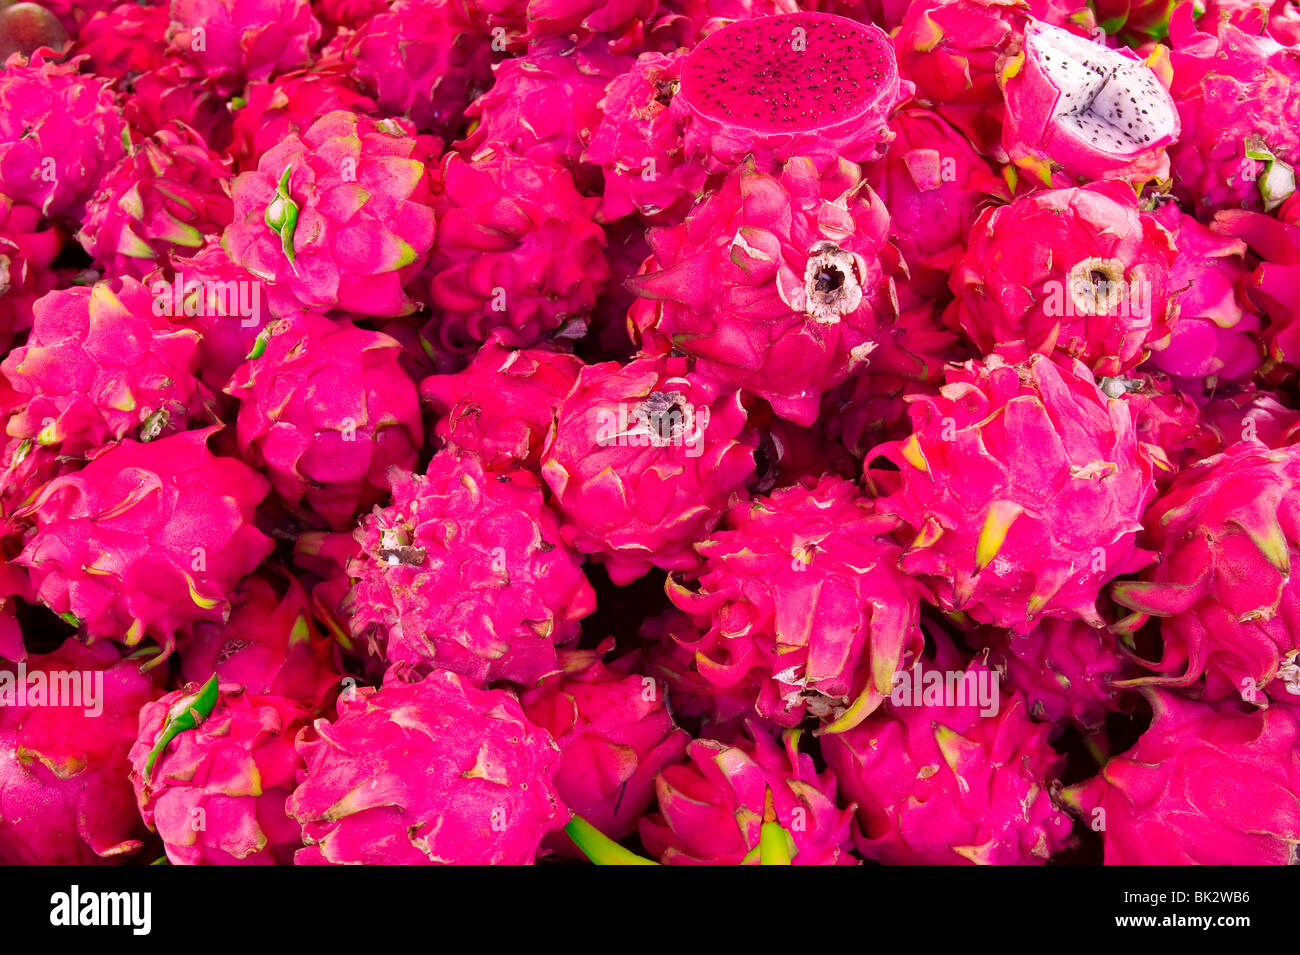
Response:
665,474,927,731
639,725,856,865
864,108,1003,302
1166,7,1300,215
1212,201,1300,373
419,338,584,473
226,312,424,531
77,122,234,280
1198,387,1300,449
289,667,567,864
223,109,439,317
0,51,126,218
628,157,899,426
458,36,631,192
540,353,757,584
1143,203,1260,382
346,448,595,687
347,0,496,139
177,572,341,709
1111,443,1300,703
647,0,801,50
1198,0,1300,44
867,355,1158,631
1,280,216,455
129,679,310,865
229,64,378,173
823,647,1076,864
292,528,363,655
519,647,689,851
1000,19,1180,185
423,148,608,350
969,617,1137,731
15,428,273,659
948,180,1179,376
124,60,233,153
1092,0,1176,41
166,0,323,95
0,639,161,865
0,195,61,353
74,2,170,84
1064,691,1300,864
455,0,657,46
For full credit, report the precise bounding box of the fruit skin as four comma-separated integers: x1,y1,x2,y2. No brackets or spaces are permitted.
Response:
129,683,310,865
0,640,162,865
226,312,424,531
1213,198,1300,372
999,19,1179,185
1111,444,1300,704
1,279,216,455
540,353,757,585
419,338,584,474
1144,203,1259,382
948,180,1178,376
75,2,170,83
166,0,323,95
519,647,689,852
1064,691,1300,864
15,428,274,659
665,474,926,731
177,572,342,709
457,36,631,193
346,0,495,139
639,724,856,865
0,51,126,219
864,108,1003,303
423,148,608,350
1166,6,1300,216
824,648,1076,865
454,0,657,46
223,109,439,317
288,668,567,864
628,157,898,426
346,449,596,688
0,194,62,353
78,122,234,280
671,12,908,173
868,355,1157,632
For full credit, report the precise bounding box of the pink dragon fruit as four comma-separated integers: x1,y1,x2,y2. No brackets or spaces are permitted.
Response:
1092,0,1177,41
454,0,657,46
0,51,126,218
458,36,631,193
1198,0,1300,44
0,639,162,865
1166,7,1300,216
226,312,424,531
177,572,341,709
129,680,310,865
520,647,689,851
1143,203,1260,382
864,108,1004,302
1064,691,1300,864
74,2,170,83
867,355,1158,631
628,157,899,426
223,109,439,317
1198,387,1300,449
419,338,584,473
540,353,757,584
32,0,122,37
647,0,801,50
1212,201,1300,373
346,449,595,687
166,0,323,95
292,529,363,654
948,180,1179,376
313,0,390,30
424,148,608,349
77,122,234,280
1,280,216,455
639,724,856,865
823,647,1076,864
347,0,496,139
122,60,232,152
969,617,1137,731
289,668,567,864
1111,443,1300,703
999,19,1180,185
0,195,61,353
665,474,927,731
15,428,273,659
229,64,378,173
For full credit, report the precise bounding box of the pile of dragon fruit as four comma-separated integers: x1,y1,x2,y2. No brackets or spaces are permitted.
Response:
0,0,1298,868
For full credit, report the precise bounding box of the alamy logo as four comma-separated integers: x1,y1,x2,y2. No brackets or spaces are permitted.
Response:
49,886,151,935
0,666,103,717
890,660,1000,717
150,272,261,326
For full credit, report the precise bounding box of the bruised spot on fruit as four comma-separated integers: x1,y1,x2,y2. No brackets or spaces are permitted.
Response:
803,241,862,323
653,79,677,107
377,527,425,566
1066,255,1125,316
634,390,693,445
